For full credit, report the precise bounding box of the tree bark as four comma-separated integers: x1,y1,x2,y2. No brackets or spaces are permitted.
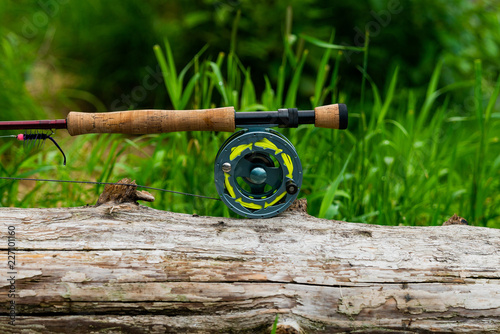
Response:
0,203,499,333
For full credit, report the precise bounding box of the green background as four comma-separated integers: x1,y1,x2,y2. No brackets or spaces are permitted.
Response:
0,0,499,227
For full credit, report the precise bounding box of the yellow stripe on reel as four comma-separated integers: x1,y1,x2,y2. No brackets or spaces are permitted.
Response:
254,138,283,154
230,143,253,161
224,173,236,198
264,191,287,208
236,197,263,209
281,153,294,178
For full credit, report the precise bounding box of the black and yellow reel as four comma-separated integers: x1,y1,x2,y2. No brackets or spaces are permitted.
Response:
214,128,302,218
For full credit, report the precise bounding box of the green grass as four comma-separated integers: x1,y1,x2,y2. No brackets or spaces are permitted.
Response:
0,19,499,228
271,314,279,334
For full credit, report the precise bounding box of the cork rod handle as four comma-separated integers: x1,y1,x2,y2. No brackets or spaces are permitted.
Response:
314,104,348,130
66,107,236,136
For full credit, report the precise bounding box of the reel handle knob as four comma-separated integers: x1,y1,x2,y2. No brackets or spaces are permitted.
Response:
314,104,348,130
286,180,298,195
66,107,235,136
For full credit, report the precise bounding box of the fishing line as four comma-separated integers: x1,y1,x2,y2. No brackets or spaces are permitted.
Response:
0,177,222,201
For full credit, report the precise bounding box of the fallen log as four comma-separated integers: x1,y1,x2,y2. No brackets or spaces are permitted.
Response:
0,203,499,333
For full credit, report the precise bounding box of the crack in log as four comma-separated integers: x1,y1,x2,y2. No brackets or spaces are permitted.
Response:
8,279,498,290
8,302,500,319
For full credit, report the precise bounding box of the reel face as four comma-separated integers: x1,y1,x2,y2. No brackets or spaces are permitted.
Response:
214,128,302,218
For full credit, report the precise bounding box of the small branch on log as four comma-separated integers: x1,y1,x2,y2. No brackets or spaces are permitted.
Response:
443,213,469,226
96,178,155,206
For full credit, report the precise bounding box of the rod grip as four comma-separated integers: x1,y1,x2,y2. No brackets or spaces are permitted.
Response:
66,107,236,136
314,104,348,129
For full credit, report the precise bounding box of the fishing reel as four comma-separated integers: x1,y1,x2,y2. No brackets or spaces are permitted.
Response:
212,104,347,218
214,128,302,218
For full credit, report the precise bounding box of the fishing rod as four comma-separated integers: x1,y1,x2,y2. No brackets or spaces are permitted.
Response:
0,104,348,218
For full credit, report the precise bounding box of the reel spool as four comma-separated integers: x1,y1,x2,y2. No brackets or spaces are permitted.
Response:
214,128,302,218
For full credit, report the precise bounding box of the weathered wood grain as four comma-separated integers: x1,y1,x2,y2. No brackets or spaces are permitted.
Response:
0,204,499,333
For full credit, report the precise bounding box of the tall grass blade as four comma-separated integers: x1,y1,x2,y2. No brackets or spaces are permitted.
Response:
276,65,285,108
164,38,178,85
262,75,275,110
283,6,297,69
360,29,369,110
179,73,200,110
470,59,487,225
209,61,229,105
377,66,399,126
312,31,334,106
241,68,256,110
154,44,179,109
329,51,342,103
271,314,279,334
300,34,364,52
284,50,308,107
485,73,500,123
319,150,352,218
230,10,241,56
417,59,443,129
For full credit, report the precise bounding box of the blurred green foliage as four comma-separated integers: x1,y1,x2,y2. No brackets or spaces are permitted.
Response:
0,0,499,227
2,0,499,111
0,29,45,121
